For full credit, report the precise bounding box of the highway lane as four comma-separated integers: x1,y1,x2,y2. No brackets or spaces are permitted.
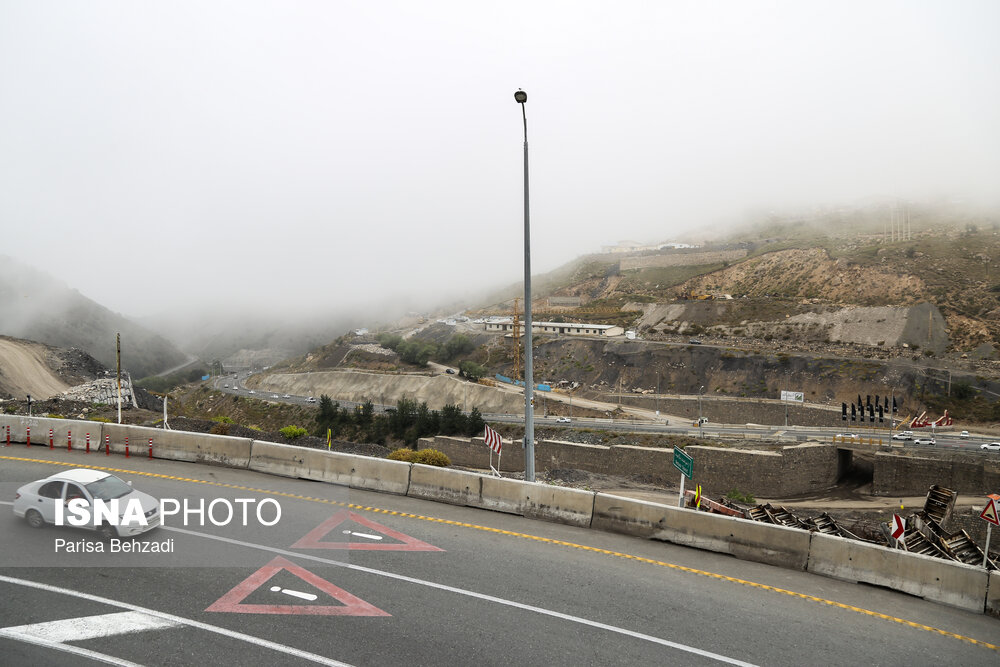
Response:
1,448,997,666
209,374,999,454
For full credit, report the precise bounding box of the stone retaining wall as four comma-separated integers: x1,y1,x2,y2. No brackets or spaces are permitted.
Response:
620,250,747,270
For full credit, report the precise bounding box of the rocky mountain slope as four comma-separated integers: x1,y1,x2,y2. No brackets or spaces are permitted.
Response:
0,257,188,378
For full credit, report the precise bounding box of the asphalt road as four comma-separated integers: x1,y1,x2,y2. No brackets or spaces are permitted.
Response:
1,447,997,666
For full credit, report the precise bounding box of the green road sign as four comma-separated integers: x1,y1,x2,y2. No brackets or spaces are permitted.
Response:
673,447,693,479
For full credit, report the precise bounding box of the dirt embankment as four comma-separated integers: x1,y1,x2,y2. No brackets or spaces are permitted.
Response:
0,337,72,399
249,369,526,413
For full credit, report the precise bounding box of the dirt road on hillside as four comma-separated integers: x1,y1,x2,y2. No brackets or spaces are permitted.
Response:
0,337,70,399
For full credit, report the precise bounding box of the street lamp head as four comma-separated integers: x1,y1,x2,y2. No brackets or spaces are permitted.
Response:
514,89,527,104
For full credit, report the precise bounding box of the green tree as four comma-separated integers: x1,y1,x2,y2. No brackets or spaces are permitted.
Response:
466,407,486,436
439,404,466,435
459,361,487,381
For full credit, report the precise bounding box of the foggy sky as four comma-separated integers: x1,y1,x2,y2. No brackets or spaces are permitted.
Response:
2,1,998,320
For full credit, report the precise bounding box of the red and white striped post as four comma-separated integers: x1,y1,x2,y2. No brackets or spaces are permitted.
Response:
26,426,30,447
86,433,91,453
125,437,130,458
49,428,54,448
148,438,153,459
105,434,110,456
67,430,72,451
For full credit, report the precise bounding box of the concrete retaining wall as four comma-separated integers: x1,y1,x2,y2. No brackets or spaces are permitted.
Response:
807,532,988,612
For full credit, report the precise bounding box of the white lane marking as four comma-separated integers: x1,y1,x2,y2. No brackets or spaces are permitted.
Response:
342,530,382,540
270,585,318,601
164,526,757,666
0,629,145,667
0,610,179,642
0,575,353,667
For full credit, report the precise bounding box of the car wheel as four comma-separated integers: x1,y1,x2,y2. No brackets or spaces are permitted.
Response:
99,523,118,541
25,509,45,529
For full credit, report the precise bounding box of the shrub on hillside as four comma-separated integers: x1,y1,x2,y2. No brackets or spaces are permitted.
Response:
387,448,450,467
210,423,231,435
279,425,308,440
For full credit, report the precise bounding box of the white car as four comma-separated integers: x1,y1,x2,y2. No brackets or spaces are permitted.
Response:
981,442,1000,452
13,469,159,539
306,397,317,403
555,417,572,424
891,433,912,441
837,433,860,440
248,390,255,394
959,431,970,438
914,437,936,446
282,394,291,399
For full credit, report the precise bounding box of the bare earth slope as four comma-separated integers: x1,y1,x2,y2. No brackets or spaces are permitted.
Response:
0,337,71,399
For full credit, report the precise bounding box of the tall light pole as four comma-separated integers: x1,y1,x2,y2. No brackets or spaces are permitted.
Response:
515,88,535,482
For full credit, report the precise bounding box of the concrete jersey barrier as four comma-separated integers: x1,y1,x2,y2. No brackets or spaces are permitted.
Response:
248,441,410,495
102,423,252,468
807,532,989,612
592,493,812,570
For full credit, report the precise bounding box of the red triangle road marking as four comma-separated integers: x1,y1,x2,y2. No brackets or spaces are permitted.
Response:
291,510,444,552
206,556,389,616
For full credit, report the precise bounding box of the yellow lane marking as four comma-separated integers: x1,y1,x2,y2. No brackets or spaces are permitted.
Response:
3,454,996,652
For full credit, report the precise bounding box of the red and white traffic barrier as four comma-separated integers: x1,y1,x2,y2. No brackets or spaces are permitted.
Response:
26,426,30,447
125,436,130,458
67,430,72,451
105,434,110,456
148,438,153,459
49,428,54,448
86,433,91,454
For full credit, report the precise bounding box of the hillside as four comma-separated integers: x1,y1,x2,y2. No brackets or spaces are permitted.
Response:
476,207,1000,359
0,257,188,378
0,335,105,399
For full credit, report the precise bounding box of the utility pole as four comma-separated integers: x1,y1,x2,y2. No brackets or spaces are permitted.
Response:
116,333,122,424
512,297,521,381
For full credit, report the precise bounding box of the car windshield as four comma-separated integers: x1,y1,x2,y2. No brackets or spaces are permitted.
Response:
85,475,132,500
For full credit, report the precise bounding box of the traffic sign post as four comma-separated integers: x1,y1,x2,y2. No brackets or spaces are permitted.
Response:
980,495,1000,567
891,514,905,547
673,447,693,508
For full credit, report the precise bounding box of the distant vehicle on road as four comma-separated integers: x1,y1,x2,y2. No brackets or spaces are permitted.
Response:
981,442,1000,452
306,397,317,403
959,430,970,438
248,390,255,394
446,368,456,374
688,338,703,345
555,417,571,423
914,437,936,446
223,384,229,388
282,394,291,399
837,433,860,440
271,394,280,399
891,433,912,441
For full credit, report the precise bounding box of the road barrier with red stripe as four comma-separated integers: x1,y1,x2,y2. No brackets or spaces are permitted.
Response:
67,430,72,451
86,433,91,453
49,428,54,448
